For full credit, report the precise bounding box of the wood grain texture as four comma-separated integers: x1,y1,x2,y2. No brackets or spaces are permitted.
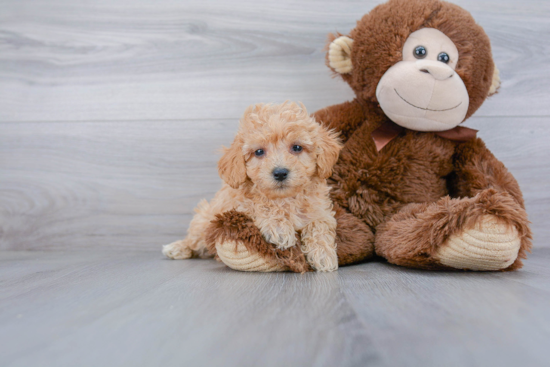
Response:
0,248,549,367
1,116,548,251
0,0,548,252
0,0,549,122
0,119,236,250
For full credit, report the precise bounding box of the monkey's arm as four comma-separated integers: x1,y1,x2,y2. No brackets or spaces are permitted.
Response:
450,138,525,205
376,138,532,271
447,138,532,269
312,99,368,143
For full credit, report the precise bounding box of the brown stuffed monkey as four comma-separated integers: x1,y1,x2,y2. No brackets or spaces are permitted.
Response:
208,0,532,272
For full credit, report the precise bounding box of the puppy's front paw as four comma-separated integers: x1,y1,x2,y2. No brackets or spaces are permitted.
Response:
307,248,339,272
262,227,297,250
162,240,193,259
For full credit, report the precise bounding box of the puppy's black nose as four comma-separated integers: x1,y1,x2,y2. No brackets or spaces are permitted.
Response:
273,168,289,182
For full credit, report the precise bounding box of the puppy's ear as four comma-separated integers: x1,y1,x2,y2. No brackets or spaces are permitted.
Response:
316,127,342,179
218,139,247,189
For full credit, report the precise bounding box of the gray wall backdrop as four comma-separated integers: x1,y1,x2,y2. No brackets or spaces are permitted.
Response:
1,0,549,251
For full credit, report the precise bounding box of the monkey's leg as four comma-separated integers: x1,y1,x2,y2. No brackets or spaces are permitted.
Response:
374,189,531,271
205,211,310,273
206,207,374,272
333,205,375,266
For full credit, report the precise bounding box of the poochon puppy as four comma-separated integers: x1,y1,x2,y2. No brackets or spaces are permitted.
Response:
162,102,343,271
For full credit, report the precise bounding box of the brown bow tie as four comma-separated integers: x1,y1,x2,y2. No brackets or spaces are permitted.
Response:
371,120,478,152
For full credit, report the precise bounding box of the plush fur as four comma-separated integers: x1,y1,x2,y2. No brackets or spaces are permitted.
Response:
207,0,532,272
205,210,312,273
332,204,376,266
204,205,375,271
331,0,495,120
163,102,343,272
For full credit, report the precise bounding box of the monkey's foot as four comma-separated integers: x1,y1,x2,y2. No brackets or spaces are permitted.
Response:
206,210,311,273
215,239,286,272
435,215,521,271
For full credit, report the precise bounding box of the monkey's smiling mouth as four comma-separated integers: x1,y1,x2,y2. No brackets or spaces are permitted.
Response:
394,89,462,112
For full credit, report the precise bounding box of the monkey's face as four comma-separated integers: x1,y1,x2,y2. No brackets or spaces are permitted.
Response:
327,0,499,126
375,28,469,131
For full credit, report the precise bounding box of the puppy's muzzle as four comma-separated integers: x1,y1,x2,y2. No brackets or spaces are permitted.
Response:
272,167,289,182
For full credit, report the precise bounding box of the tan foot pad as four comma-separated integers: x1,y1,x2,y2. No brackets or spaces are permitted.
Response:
216,240,286,272
436,215,521,271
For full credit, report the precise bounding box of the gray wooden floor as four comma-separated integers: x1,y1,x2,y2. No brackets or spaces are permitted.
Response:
1,249,550,367
1,0,550,366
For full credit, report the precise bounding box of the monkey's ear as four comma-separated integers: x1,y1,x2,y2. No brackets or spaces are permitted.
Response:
218,139,247,189
488,64,500,96
316,127,343,179
328,36,354,74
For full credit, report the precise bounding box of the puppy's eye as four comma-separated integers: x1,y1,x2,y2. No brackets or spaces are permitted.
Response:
437,52,450,63
292,145,303,153
254,149,265,157
414,46,427,59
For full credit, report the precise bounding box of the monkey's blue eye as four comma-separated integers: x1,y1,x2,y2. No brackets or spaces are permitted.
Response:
254,149,264,157
438,52,450,63
414,46,427,59
292,145,303,153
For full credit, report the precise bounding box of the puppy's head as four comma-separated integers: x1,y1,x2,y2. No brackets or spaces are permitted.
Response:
218,102,342,198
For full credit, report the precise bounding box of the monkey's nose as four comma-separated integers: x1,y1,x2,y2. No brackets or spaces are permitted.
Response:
416,60,454,80
273,168,289,182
